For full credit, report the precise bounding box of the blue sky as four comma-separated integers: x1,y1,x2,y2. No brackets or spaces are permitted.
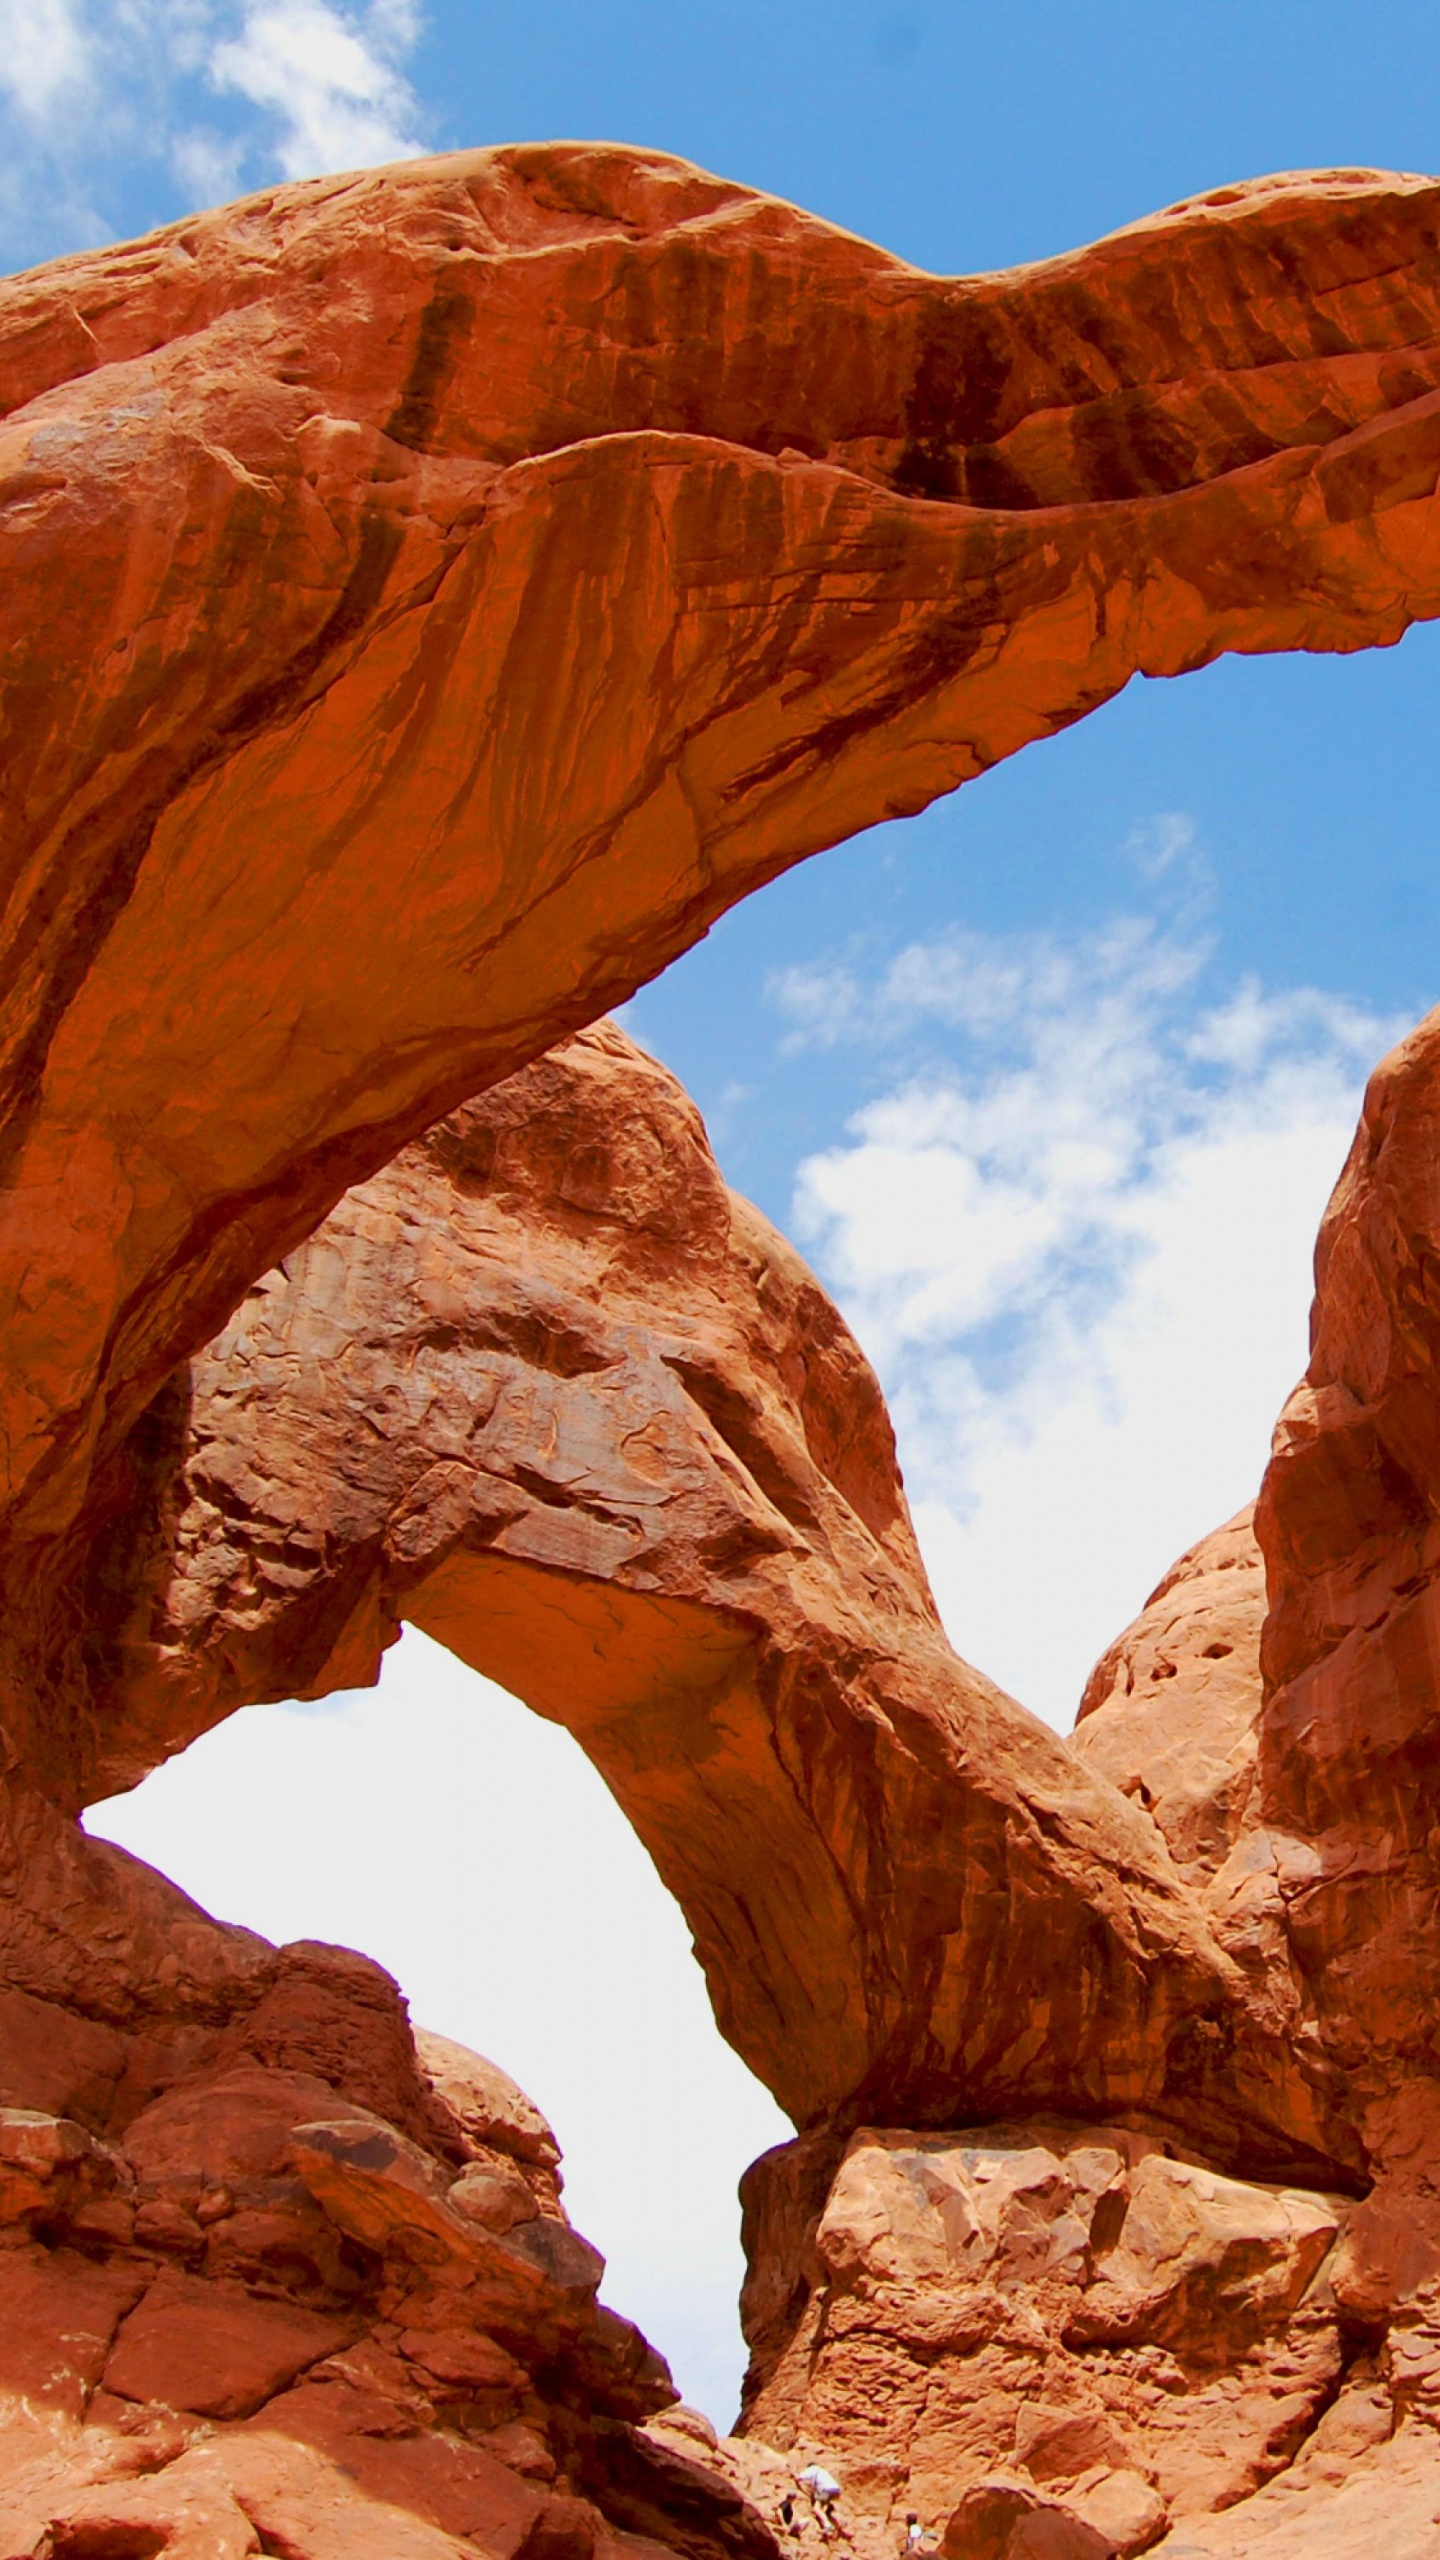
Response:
33,0,1440,2427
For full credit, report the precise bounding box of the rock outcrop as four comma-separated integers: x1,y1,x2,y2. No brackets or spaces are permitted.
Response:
0,1910,775,2560
11,147,1440,2557
7,148,1440,1569
1253,1006,1440,2328
737,2117,1364,2558
11,1013,1436,2557
1073,1509,1265,1885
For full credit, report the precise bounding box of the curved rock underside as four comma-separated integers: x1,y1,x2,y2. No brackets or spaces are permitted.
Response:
8,144,1440,1560
55,1022,1346,2171
7,144,1440,2556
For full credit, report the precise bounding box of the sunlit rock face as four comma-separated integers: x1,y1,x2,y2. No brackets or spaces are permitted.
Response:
738,2118,1361,2558
9,141,1440,2553
1,1012,1433,2558
0,1911,749,2559
6,146,1440,1561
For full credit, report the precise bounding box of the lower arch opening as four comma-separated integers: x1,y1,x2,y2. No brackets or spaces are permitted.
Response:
85,1622,790,2430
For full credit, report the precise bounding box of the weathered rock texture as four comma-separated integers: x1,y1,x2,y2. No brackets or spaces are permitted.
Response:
715,995,1440,2550
7,147,1440,1573
1058,1007,1440,2349
8,1014,1434,2557
1073,1508,1265,1885
1253,1004,1440,2331
0,1913,781,2560
50,1022,1345,2173
10,146,1440,2557
737,2117,1365,2558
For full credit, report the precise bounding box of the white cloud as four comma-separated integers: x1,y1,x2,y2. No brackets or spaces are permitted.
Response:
86,1631,789,2430
210,0,423,179
786,909,1399,1727
0,0,427,271
0,0,91,116
1126,807,1203,884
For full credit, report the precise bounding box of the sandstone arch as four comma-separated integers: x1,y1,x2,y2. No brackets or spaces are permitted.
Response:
8,148,1440,2550
5,148,1440,1559
68,1022,1351,2173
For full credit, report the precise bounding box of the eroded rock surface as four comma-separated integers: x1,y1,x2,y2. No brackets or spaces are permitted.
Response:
1067,1006,1440,2348
7,152,1440,1559
1073,1509,1265,1884
51,1023,1348,2176
737,2120,1355,2558
0,1010,1413,2554
0,1914,786,2560
1249,1004,1440,2332
9,149,1440,2558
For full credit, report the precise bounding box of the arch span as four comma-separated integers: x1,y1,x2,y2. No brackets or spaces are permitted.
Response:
70,1023,1353,2178
5,149,1440,1547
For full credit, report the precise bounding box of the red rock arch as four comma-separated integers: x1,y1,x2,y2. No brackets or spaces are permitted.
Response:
5,147,1440,1557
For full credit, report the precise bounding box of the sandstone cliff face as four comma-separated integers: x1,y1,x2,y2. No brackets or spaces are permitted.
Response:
0,1015,1418,2560
1252,1004,1440,2330
0,1898,758,2560
1073,1510,1265,1884
737,2117,1372,2558
6,150,1440,1566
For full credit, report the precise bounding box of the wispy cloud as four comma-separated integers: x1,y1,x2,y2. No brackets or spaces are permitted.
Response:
0,0,91,118
780,894,1401,1727
0,0,427,272
210,0,422,181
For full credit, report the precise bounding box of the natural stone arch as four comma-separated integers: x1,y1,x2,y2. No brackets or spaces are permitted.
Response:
70,1023,1353,2179
4,146,1440,1561
7,145,1440,2551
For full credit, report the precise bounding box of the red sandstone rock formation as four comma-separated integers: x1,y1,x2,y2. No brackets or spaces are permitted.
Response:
12,145,1440,2555
0,1917,763,2558
8,1015,1425,2557
0,1013,1405,2556
1073,1510,1265,1883
1057,1006,1440,2345
48,1021,1342,2174
1252,1004,1440,2325
7,149,1440,1568
738,2115,1362,2555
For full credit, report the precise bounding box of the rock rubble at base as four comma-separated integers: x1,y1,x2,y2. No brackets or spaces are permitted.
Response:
0,1936,784,2560
736,2121,1358,2558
